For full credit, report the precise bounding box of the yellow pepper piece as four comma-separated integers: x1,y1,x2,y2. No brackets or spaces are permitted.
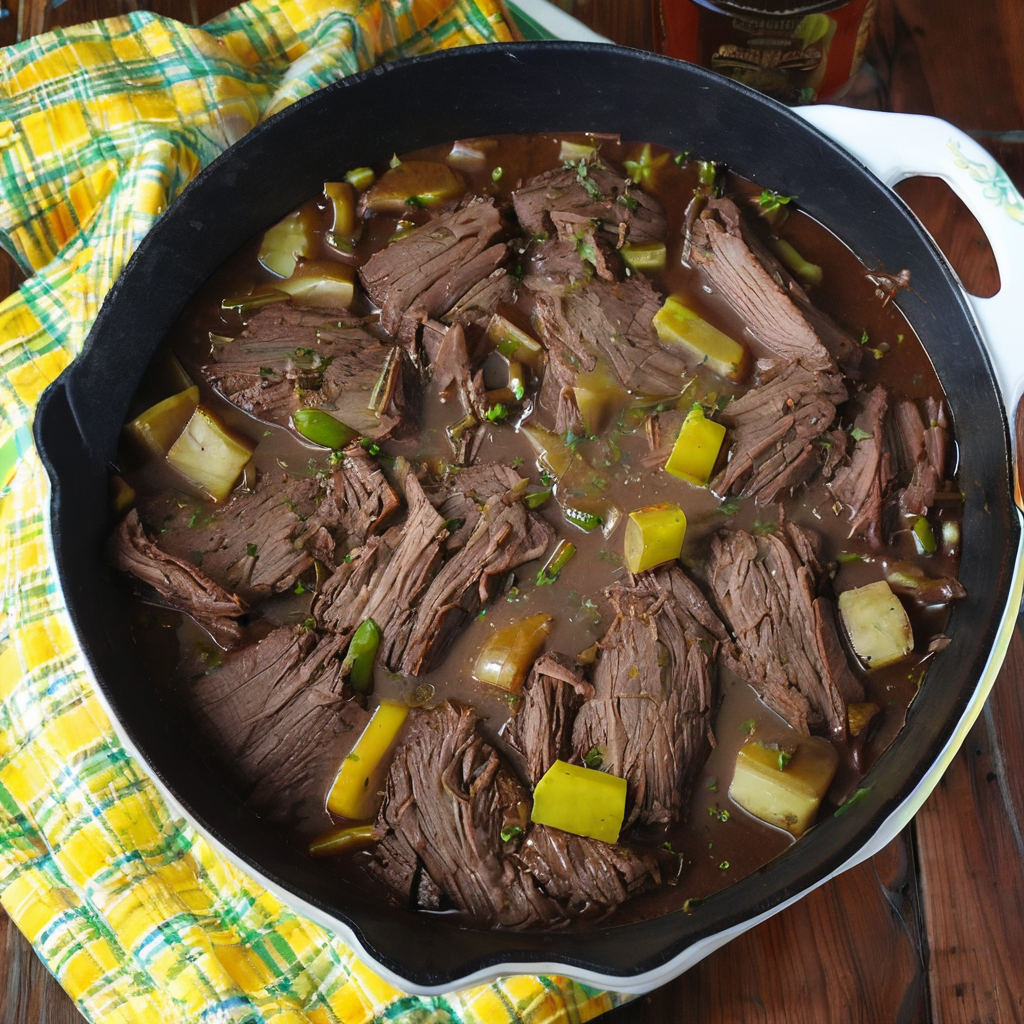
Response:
125,385,199,457
258,208,317,278
364,160,466,214
572,361,627,435
729,736,839,837
623,502,686,574
327,700,409,821
531,760,627,844
166,406,253,502
323,181,357,239
653,295,747,381
620,241,667,271
276,259,355,310
665,405,726,486
473,613,554,692
308,824,377,858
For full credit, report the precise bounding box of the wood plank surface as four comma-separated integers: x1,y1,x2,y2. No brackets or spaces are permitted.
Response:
0,1,1022,1022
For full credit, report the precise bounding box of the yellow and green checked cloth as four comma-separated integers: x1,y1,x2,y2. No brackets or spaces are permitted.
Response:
0,3,631,1021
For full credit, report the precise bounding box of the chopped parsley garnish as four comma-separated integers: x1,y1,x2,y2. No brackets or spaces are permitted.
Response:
500,825,524,842
347,752,360,762
491,166,503,183
836,552,862,564
302,617,316,630
294,581,307,595
259,366,275,378
485,403,509,423
574,158,606,201
583,746,604,769
719,861,730,871
389,154,401,168
512,456,524,467
616,192,639,211
360,438,381,456
246,543,258,558
405,194,427,208
850,427,873,442
740,719,756,735
758,189,794,212
834,786,873,817
510,262,524,283
860,328,870,345
777,751,792,771
719,500,741,517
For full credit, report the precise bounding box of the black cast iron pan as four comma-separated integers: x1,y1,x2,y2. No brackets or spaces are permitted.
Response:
33,43,1021,992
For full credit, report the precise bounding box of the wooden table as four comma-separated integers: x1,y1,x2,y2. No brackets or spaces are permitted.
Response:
2,1,1023,1021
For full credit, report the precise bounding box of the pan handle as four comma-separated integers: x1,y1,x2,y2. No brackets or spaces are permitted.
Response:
796,106,1024,432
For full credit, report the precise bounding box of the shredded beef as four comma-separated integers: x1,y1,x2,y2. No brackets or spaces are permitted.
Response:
432,321,488,464
424,462,524,553
571,565,727,829
369,702,661,927
200,304,416,439
359,198,507,338
512,825,661,919
891,397,948,517
400,492,553,676
532,270,690,405
690,198,836,372
312,474,448,667
505,653,594,784
185,626,368,822
829,385,893,548
708,520,864,736
512,164,666,245
107,509,246,647
713,360,847,504
368,703,566,926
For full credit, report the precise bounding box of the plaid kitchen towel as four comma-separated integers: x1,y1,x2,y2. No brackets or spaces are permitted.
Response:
0,3,632,1021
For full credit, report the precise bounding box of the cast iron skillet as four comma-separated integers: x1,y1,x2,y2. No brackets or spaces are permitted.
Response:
34,43,1019,989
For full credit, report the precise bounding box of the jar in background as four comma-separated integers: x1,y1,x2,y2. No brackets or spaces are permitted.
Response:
653,0,876,104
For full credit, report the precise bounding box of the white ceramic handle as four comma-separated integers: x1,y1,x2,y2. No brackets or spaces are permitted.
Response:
796,105,1024,424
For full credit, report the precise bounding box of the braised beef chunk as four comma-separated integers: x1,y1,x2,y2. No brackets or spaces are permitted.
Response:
400,492,553,675
713,360,847,505
140,473,342,603
200,304,415,439
369,702,660,926
186,626,369,822
708,520,864,736
107,509,246,648
359,198,507,338
369,703,566,926
326,443,401,544
432,322,488,465
512,163,667,245
572,565,727,829
312,474,447,664
505,653,594,784
892,397,948,517
442,267,515,327
424,462,524,553
690,198,835,372
829,385,893,548
512,825,661,919
532,274,690,405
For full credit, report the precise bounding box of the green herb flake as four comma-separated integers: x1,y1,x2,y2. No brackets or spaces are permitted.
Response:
682,897,703,914
719,860,730,870
246,543,258,558
347,752,361,762
719,500,741,517
836,552,862,564
583,746,604,769
706,776,718,791
389,154,401,168
834,786,874,817
405,194,427,209
491,166,503,183
302,617,316,630
500,825,524,842
294,581,307,595
860,329,870,345
512,456,524,467
486,403,509,423
758,189,793,212
777,750,792,771
850,427,873,442
740,719,755,735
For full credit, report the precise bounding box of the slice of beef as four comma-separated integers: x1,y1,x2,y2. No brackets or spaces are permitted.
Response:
532,273,690,402
369,701,661,927
200,305,415,439
322,442,401,544
424,462,524,553
708,520,864,736
892,397,948,517
399,493,554,676
368,702,567,927
432,321,488,465
185,625,369,822
713,360,847,505
512,163,666,245
107,509,245,648
512,825,661,919
505,653,594,785
312,474,448,668
359,198,507,337
442,267,516,327
140,474,334,604
689,198,836,373
571,565,727,829
829,385,894,548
